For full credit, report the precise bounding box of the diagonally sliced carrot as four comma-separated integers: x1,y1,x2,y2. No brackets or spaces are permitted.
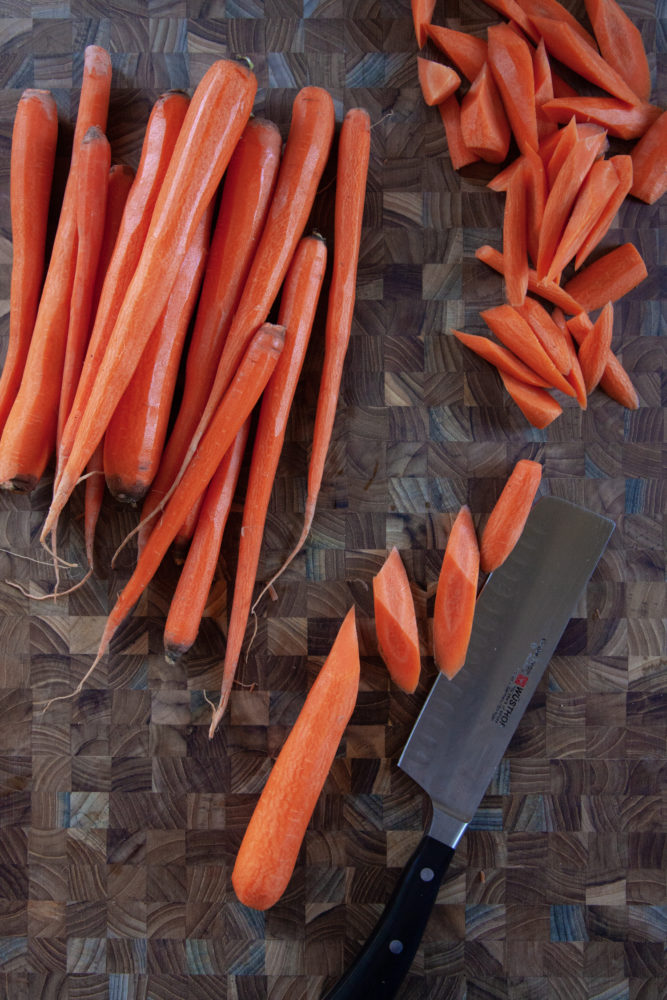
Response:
438,94,480,170
514,296,571,374
503,159,529,307
533,37,558,141
562,243,647,313
578,301,614,394
433,505,480,680
426,24,487,81
475,244,585,315
460,62,511,164
629,109,667,205
452,329,552,387
584,0,651,102
541,96,662,141
412,0,437,48
487,22,539,155
567,311,638,409
417,58,461,106
551,307,587,409
515,0,598,50
373,547,421,694
481,305,576,397
575,155,633,269
499,371,563,428
480,459,543,573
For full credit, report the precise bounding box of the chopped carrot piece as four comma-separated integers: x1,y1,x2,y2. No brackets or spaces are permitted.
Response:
499,371,563,427
546,116,580,189
567,310,639,409
452,328,552,387
562,243,647,313
547,158,620,283
438,94,480,170
480,459,543,573
584,0,651,102
575,155,633,269
475,244,584,315
487,22,539,155
552,307,587,408
503,159,529,307
460,63,511,164
411,0,436,48
533,37,558,140
483,0,541,42
433,505,480,680
417,57,461,106
578,301,614,394
541,96,662,140
515,0,598,50
373,547,421,694
426,25,487,81
514,296,571,374
481,305,576,396
523,148,548,268
630,109,667,205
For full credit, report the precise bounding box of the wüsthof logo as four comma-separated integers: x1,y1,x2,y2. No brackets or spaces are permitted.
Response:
492,639,545,728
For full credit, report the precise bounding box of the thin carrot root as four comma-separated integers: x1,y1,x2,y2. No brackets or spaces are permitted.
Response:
6,567,92,600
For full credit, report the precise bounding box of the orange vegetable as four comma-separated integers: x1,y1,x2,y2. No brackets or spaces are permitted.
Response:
551,307,587,408
515,0,598,50
514,295,571,374
547,157,619,283
232,607,359,909
584,0,651,102
575,155,633,269
630,109,667,205
541,96,662,140
0,90,58,439
566,311,638,409
433,505,480,680
481,0,540,42
475,244,584,315
562,242,647,313
452,328,552,388
417,57,461,106
373,547,421,694
487,22,539,155
411,0,437,48
533,38,558,140
499,370,564,427
460,63,511,164
438,95,480,170
503,159,529,306
426,25,487,81
480,459,543,573
578,301,614,394
481,305,576,396
546,116,580,189
523,148,548,268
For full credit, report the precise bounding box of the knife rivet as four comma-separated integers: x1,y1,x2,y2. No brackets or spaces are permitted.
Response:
389,940,403,954
420,867,435,882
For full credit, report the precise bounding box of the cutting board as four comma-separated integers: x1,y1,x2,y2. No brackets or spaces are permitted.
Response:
0,2,665,998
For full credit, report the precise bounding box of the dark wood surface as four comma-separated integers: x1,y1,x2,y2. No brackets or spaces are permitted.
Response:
0,1,665,998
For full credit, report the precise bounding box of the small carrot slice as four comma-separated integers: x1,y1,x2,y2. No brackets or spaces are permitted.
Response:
480,460,543,573
541,96,662,141
499,370,563,427
515,0,598,50
373,547,421,694
480,0,540,42
546,116,580,189
475,245,584,315
438,94,480,170
523,148,548,268
562,243,647,313
533,38,558,141
460,62,511,164
452,328,551,388
426,24,487,81
232,607,359,910
547,158,619,283
487,22,539,155
503,159,529,307
481,305,576,397
514,296,571,374
566,310,638,409
578,301,614,394
575,154,633,269
411,0,437,48
417,57,461,106
584,0,651,102
551,307,587,409
629,109,667,206
433,505,480,680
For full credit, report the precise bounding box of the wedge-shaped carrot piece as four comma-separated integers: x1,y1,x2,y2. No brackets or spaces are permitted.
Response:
412,0,436,48
515,0,598,50
487,155,522,192
514,296,571,374
578,301,614,394
417,57,461,106
541,96,662,141
530,15,643,106
499,371,563,427
433,506,479,680
539,120,605,167
481,0,540,42
584,0,651,102
439,94,480,170
426,24,487,81
523,148,548,268
546,116,580,189
452,329,551,387
503,159,529,306
232,608,359,909
575,155,633,269
373,547,421,694
563,243,647,313
551,307,587,409
460,63,511,164
536,129,608,282
480,459,542,573
567,311,638,409
487,23,538,155
630,109,667,205
475,245,584,315
547,158,620,283
481,305,576,396
533,38,558,140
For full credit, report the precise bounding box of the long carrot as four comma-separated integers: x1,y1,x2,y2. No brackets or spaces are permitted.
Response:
578,301,614,394
40,58,257,549
137,116,282,554
514,295,571,374
426,25,487,81
232,606,359,909
373,547,421,695
475,244,584,315
503,159,529,307
584,0,651,102
460,63,511,164
562,242,647,313
417,58,461,106
546,157,619,283
487,22,538,155
208,235,327,738
438,94,480,170
629,109,667,205
163,420,250,662
451,328,552,387
0,90,58,438
56,90,190,487
499,370,564,427
480,459,542,573
103,204,213,504
575,154,633,269
480,305,576,396
433,505,480,681
541,96,661,140
567,310,638,409
0,46,112,493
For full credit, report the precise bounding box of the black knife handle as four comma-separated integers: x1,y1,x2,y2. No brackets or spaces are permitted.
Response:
321,835,455,1000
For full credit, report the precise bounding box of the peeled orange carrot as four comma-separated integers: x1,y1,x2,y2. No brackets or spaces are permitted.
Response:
629,109,667,205
575,154,633,269
547,158,619,282
499,370,564,428
475,245,585,316
503,159,529,307
514,296,571,375
578,301,614,394
426,24,487,81
551,307,587,409
480,459,542,574
451,328,551,388
438,94,480,170
460,62,511,164
562,243,647,313
411,0,436,48
567,311,638,409
541,96,661,140
487,22,539,155
417,57,461,106
373,547,421,694
480,305,576,397
584,0,651,102
433,505,479,681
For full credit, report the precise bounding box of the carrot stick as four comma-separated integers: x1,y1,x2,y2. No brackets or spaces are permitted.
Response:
460,62,511,164
629,109,667,205
438,94,480,170
411,0,437,48
232,607,359,908
566,310,638,409
373,547,421,695
0,46,112,493
417,58,461,106
56,90,190,488
451,328,552,387
426,25,487,81
536,129,608,283
57,126,111,450
546,158,619,283
60,324,284,702
479,0,540,42
515,0,598,50
503,159,529,307
562,242,647,313
533,38,558,141
40,58,257,548
578,301,614,394
514,295,571,374
103,203,213,504
0,90,58,439
487,22,539,155
584,0,651,102
546,116,580,189
249,108,369,607
575,154,633,269
541,96,662,140
137,117,282,555
475,244,584,314
551,307,587,408
487,155,523,192
480,304,576,396
499,370,564,427
433,505,480,680
163,419,250,662
523,148,548,268
208,236,326,736
480,459,542,573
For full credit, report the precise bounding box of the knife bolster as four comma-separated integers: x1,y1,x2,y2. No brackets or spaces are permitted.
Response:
429,805,468,848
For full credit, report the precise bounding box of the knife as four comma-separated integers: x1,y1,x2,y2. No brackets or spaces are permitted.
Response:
322,496,614,1000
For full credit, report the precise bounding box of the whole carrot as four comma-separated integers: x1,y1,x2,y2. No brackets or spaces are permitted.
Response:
0,90,58,438
433,505,480,680
208,235,327,738
480,459,542,574
0,46,112,493
40,58,257,549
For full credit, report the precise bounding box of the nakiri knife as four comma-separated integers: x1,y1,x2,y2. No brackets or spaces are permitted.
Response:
322,496,614,1000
